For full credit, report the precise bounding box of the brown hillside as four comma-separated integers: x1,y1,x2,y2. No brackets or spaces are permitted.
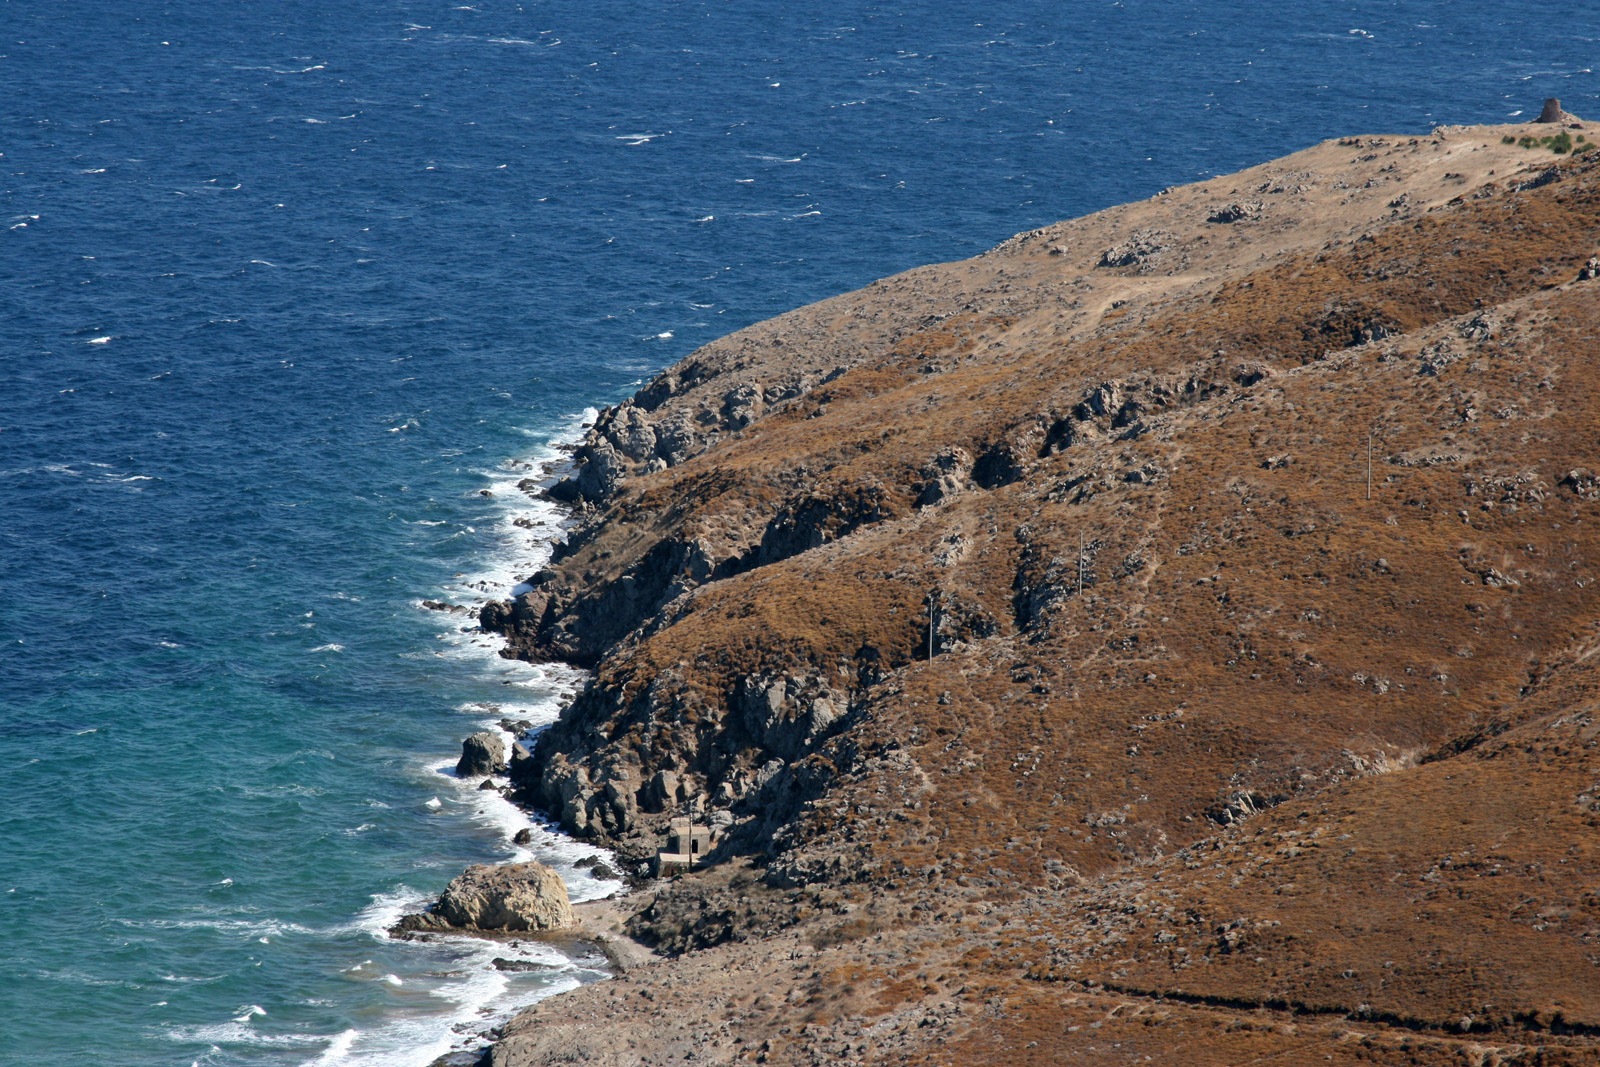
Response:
481,115,1600,1066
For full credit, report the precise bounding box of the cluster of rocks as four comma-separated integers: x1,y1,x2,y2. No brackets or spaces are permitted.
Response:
1206,199,1264,223
1098,228,1173,269
519,664,856,861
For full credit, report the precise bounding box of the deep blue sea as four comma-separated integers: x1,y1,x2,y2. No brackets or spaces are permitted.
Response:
1,2,1594,1063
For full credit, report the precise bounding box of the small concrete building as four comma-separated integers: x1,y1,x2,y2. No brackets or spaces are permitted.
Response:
655,817,714,874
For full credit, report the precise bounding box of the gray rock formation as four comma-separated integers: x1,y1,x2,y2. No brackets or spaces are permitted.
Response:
916,446,972,507
1207,199,1264,223
1098,229,1173,268
456,731,507,778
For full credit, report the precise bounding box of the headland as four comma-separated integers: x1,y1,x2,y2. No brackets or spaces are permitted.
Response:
464,104,1600,1066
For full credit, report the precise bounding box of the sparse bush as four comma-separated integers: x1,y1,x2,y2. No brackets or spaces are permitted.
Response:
1513,131,1578,154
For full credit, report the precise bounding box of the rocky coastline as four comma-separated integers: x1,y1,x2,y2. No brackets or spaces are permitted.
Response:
444,107,1600,1065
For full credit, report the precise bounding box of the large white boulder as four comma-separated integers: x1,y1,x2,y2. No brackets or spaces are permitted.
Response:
436,862,576,931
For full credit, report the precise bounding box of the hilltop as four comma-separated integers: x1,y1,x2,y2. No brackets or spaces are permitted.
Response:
478,107,1600,1065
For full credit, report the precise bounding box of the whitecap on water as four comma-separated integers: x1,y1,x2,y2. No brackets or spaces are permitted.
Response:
166,1019,320,1051
348,886,429,940
306,1028,357,1065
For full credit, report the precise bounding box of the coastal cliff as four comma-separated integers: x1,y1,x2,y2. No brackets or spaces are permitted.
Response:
481,112,1600,1064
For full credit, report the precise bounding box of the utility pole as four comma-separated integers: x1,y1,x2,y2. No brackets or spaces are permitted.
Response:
1367,429,1374,501
1078,530,1086,592
927,588,939,661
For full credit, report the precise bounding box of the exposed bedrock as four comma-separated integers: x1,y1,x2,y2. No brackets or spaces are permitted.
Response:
480,482,903,667
507,663,869,873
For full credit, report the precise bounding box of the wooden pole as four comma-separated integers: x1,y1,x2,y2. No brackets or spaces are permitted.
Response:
1366,430,1374,501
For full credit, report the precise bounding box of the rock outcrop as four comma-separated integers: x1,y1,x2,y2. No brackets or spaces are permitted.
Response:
455,730,506,778
395,862,575,934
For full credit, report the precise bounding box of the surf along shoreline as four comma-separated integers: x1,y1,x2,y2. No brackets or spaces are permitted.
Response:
401,424,656,1067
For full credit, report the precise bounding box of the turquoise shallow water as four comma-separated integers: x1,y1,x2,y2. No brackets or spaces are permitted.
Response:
1,1,1595,1063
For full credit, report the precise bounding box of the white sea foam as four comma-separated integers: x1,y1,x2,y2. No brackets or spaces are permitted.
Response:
306,1029,358,1065
31,968,142,989
354,405,624,1066
351,887,431,938
167,1019,315,1048
117,916,320,939
307,907,589,1067
310,643,345,653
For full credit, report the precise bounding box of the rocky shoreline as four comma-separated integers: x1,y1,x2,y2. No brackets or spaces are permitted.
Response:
445,107,1600,1065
